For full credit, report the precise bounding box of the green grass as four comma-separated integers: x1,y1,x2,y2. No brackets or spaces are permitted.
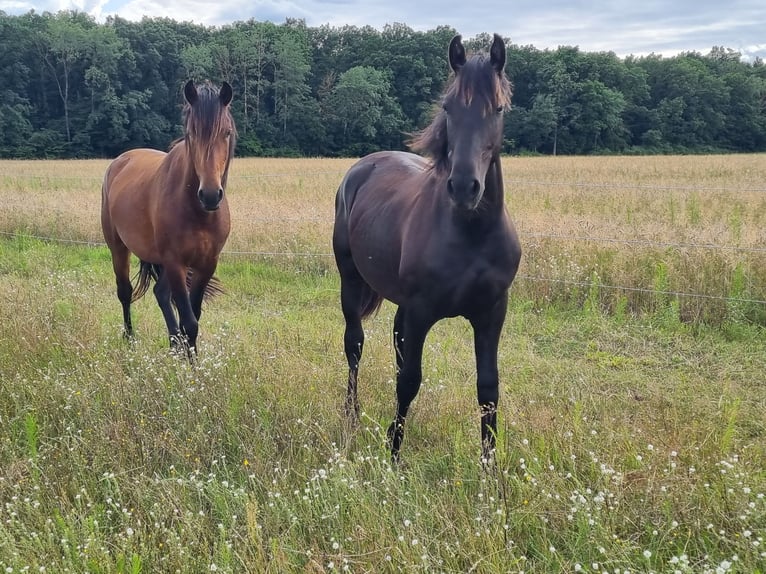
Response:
1,238,765,573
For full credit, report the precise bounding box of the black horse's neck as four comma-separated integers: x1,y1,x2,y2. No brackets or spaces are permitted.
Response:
449,155,505,231
484,155,504,210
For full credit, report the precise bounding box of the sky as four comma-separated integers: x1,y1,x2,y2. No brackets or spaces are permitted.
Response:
2,0,765,61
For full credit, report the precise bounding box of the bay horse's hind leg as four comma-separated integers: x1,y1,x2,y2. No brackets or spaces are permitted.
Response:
108,242,134,339
188,268,215,321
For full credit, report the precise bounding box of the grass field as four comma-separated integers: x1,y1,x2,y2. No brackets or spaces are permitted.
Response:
0,155,765,573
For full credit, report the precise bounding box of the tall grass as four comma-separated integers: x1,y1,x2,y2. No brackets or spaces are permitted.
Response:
0,156,765,572
2,154,765,323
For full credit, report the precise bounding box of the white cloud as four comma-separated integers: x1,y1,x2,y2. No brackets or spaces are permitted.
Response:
2,0,765,60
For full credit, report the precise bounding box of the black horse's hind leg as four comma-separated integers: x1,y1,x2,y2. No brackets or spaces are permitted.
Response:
338,262,368,421
470,292,509,461
387,308,434,461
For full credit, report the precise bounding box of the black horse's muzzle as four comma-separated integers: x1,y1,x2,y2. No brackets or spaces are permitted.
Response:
447,175,483,211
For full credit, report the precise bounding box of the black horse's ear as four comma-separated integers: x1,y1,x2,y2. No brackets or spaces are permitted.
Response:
448,34,466,72
184,80,198,105
490,34,506,75
219,81,233,106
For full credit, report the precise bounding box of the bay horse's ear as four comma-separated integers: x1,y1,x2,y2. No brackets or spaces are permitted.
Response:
219,82,233,106
448,34,466,73
490,34,506,75
184,80,198,106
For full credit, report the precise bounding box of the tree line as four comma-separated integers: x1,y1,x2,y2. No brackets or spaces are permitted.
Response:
1,10,765,159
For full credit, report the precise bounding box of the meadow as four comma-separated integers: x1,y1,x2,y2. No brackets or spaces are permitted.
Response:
0,155,765,573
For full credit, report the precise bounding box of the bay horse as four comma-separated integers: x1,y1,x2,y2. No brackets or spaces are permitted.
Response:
101,80,236,354
333,34,521,460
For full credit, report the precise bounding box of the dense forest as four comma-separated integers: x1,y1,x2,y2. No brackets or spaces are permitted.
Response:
1,10,766,158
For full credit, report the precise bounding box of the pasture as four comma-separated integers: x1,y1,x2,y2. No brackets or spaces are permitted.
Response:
1,155,765,572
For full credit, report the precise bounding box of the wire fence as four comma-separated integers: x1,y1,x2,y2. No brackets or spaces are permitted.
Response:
3,170,766,194
3,200,766,255
2,228,765,308
3,169,766,316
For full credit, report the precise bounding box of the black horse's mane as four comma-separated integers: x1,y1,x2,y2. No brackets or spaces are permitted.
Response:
408,53,512,172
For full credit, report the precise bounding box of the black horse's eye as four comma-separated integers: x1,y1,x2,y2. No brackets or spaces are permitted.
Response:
496,106,504,114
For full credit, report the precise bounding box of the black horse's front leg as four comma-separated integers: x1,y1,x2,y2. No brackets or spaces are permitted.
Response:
471,292,509,461
387,309,433,462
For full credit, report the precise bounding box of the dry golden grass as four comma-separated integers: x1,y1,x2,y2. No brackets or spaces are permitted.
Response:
2,153,765,321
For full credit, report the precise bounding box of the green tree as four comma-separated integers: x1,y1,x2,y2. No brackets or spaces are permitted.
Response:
323,65,404,155
37,11,95,146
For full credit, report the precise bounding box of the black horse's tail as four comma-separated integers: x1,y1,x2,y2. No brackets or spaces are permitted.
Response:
131,261,224,302
359,288,384,320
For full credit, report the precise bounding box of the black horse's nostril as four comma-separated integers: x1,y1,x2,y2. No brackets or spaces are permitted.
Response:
471,178,480,198
447,178,455,196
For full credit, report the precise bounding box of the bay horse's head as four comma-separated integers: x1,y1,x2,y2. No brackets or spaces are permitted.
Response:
182,80,236,212
411,34,511,211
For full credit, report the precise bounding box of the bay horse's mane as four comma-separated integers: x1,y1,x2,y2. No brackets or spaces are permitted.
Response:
408,51,512,172
169,81,237,188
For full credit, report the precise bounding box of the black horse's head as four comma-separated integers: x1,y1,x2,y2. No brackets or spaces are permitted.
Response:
182,80,236,212
410,34,512,211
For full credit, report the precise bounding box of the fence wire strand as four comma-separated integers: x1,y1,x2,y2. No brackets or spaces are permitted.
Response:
3,202,766,254
2,229,764,307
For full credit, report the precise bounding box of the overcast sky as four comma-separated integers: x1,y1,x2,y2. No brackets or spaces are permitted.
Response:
2,0,765,61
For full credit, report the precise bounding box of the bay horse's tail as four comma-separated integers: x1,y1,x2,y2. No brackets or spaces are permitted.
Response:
131,261,224,302
131,261,159,302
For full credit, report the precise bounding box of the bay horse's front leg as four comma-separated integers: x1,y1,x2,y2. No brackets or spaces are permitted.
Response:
164,265,198,356
470,291,509,461
152,268,181,346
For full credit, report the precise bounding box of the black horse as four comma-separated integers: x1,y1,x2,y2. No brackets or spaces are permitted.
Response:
333,34,522,460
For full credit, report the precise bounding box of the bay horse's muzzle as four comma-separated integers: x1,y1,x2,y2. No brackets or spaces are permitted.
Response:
198,187,224,211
